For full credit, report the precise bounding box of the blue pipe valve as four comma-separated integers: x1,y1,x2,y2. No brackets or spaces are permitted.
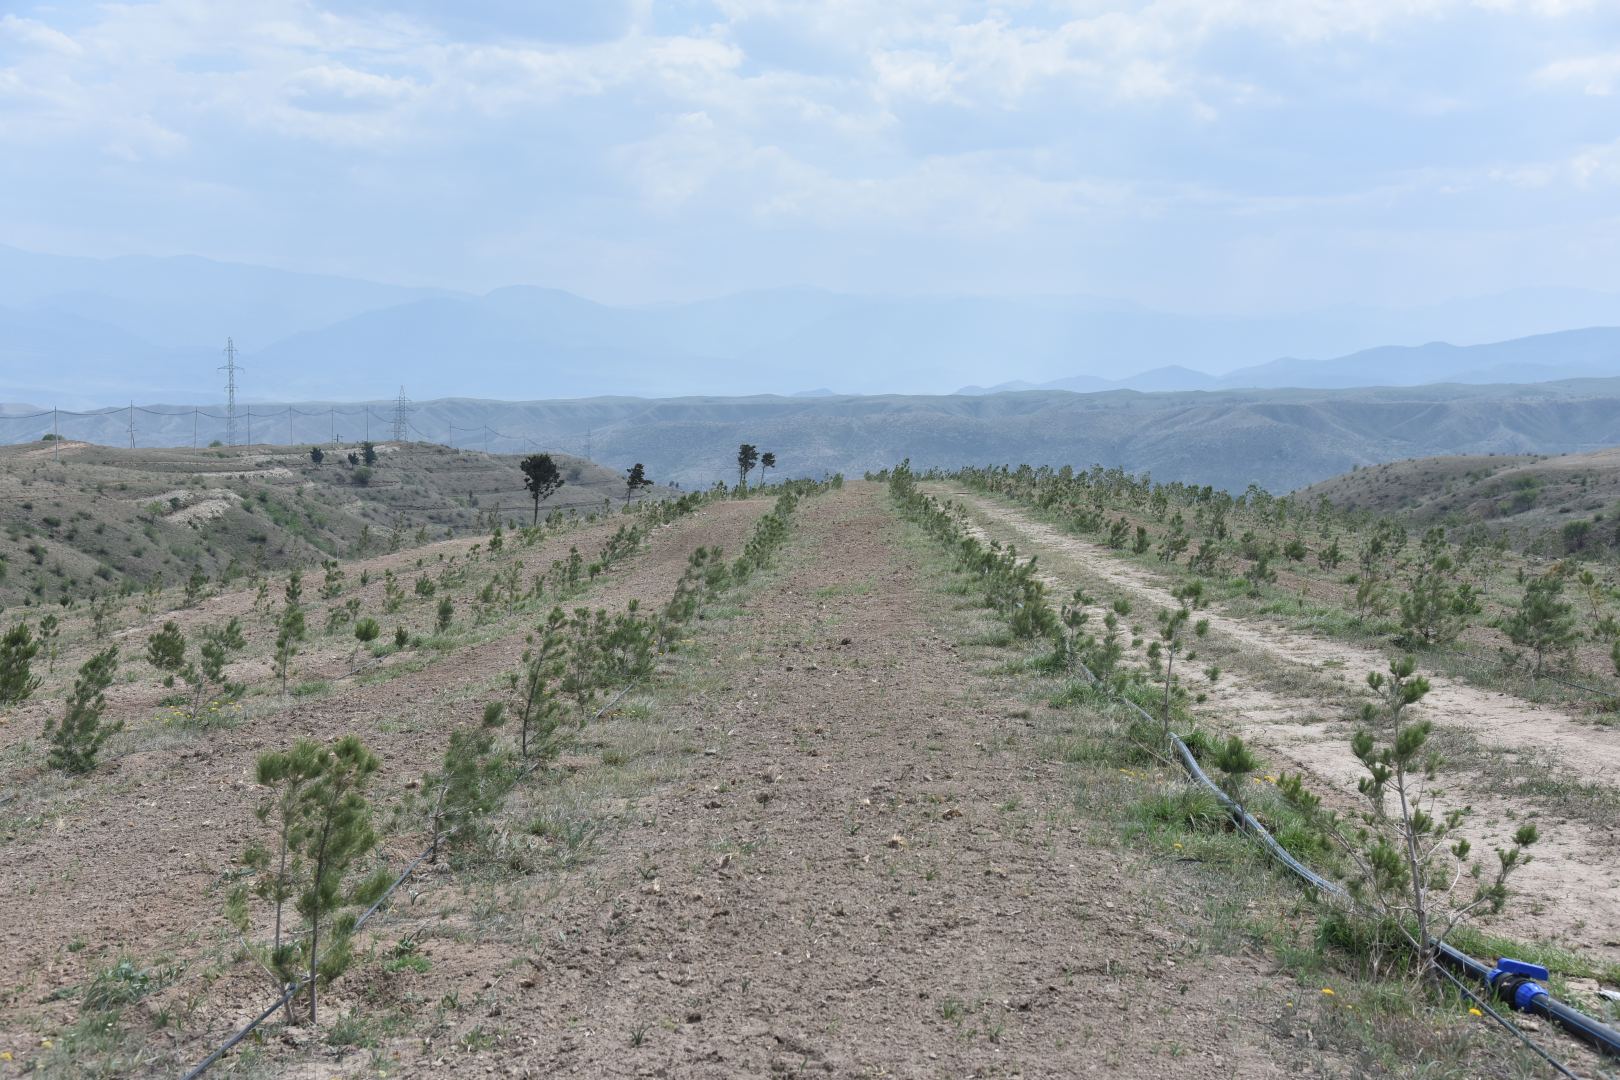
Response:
1488,958,1551,1012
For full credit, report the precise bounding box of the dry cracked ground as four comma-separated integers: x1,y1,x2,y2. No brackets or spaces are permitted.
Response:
1,482,1591,1078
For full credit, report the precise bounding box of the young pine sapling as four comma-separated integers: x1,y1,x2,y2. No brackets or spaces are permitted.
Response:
45,647,120,773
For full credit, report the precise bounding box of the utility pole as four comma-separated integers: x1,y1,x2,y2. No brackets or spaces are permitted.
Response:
192,407,198,447
127,401,135,448
585,426,592,461
219,338,241,446
52,406,58,460
287,405,294,446
391,386,411,441
329,407,335,445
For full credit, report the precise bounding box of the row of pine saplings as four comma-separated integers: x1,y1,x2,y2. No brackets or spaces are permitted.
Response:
222,478,827,1028
948,463,1619,687
0,478,827,1042
887,461,1536,981
0,491,717,777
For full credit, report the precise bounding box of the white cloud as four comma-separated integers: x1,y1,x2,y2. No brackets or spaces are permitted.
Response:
1,0,1616,304
0,13,82,54
1536,52,1620,95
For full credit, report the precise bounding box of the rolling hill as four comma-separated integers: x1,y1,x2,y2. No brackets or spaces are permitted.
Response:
7,377,1620,496
1300,446,1620,554
0,440,630,611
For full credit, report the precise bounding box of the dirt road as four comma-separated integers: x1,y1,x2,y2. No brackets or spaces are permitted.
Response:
942,487,1620,969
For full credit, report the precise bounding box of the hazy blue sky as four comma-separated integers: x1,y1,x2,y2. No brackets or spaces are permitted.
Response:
3,1,1619,310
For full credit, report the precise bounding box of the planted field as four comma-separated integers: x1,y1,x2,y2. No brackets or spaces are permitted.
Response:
1,459,1615,1077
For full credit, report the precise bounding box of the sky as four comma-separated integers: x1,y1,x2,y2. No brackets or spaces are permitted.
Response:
3,1,1620,312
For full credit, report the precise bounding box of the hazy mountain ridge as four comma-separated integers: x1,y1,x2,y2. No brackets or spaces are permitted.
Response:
9,245,1620,405
964,327,1620,394
7,379,1619,495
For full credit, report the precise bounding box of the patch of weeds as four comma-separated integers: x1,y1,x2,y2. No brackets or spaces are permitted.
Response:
382,937,431,975
528,800,602,868
1129,785,1228,836
83,956,176,1011
326,1011,379,1048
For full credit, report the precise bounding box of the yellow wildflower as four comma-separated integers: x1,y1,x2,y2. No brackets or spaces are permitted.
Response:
1320,987,1335,996
1468,1007,1483,1017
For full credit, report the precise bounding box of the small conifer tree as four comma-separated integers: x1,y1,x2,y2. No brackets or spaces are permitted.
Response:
232,739,326,1017
45,647,120,773
425,709,514,862
37,613,60,671
1279,657,1538,973
274,571,307,693
146,621,186,686
294,735,388,1024
1497,571,1578,676
1,621,43,708
1148,604,1208,744
513,610,568,759
353,617,380,651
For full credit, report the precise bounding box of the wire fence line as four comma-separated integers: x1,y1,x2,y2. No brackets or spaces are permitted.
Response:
0,403,583,457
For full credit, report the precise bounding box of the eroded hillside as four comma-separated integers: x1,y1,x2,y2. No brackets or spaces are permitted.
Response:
1301,446,1620,555
0,440,634,610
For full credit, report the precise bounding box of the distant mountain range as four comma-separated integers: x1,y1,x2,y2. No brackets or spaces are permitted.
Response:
8,244,1620,406
6,378,1620,494
958,327,1620,394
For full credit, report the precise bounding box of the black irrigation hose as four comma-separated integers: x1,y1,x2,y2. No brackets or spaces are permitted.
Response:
1078,648,1620,1065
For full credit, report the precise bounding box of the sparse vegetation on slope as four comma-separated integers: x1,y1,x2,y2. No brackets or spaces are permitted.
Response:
0,440,630,612
1302,446,1620,558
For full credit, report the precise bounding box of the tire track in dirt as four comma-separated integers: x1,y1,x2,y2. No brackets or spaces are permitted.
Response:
0,498,774,1047
942,488,1620,966
443,482,1356,1079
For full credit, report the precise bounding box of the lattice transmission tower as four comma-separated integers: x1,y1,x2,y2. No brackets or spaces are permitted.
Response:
390,386,411,441
219,338,243,445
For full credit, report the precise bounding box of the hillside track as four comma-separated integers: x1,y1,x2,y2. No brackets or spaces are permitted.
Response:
437,482,1354,1078
941,487,1620,967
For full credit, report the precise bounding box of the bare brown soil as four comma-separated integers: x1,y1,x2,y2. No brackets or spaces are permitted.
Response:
1,483,1383,1078
348,484,1356,1078
946,490,1620,968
